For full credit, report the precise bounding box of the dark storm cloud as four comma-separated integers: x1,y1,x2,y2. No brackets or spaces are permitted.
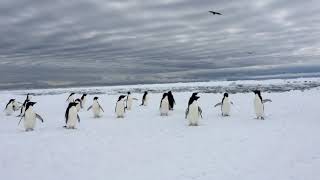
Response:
0,0,320,89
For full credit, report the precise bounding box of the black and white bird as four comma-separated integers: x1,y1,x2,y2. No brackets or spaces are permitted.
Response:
185,95,202,126
214,93,233,116
253,90,272,120
160,93,170,116
66,93,75,103
140,91,149,106
18,102,44,131
115,95,126,118
64,102,80,129
87,97,104,118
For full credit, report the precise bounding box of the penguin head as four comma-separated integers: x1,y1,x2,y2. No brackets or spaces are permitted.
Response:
168,91,172,95
69,93,75,96
192,92,199,97
118,95,126,101
93,97,99,100
224,93,229,97
127,92,131,95
253,90,261,95
9,99,15,103
75,99,82,107
144,91,148,94
26,102,36,110
68,102,78,107
162,93,168,100
189,95,200,105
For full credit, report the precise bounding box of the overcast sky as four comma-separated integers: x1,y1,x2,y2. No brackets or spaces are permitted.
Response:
1,0,320,89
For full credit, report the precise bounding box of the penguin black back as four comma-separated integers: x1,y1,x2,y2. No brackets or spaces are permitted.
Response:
254,90,263,102
167,91,175,108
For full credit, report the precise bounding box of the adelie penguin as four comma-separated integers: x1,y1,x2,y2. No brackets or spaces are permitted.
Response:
167,91,176,110
64,102,80,129
66,93,75,103
87,97,104,118
126,92,133,110
4,99,16,116
80,94,87,108
253,90,272,120
74,98,83,112
115,95,126,118
160,93,169,116
18,102,44,132
214,93,233,116
140,91,148,106
185,95,202,126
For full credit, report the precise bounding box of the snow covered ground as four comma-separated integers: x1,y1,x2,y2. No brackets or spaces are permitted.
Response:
1,79,320,180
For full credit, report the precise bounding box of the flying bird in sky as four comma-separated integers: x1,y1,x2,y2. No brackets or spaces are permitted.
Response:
209,11,222,15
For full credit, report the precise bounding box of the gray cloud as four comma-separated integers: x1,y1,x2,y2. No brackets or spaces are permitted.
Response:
0,0,320,89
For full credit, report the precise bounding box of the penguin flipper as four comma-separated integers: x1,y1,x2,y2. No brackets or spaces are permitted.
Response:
198,107,203,118
77,114,80,123
262,99,272,103
185,108,189,119
99,105,104,112
36,113,44,123
18,115,24,126
214,102,222,107
87,105,92,111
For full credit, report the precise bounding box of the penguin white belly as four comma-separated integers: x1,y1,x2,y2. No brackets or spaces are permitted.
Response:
222,101,231,116
24,109,36,130
143,96,148,106
5,104,14,115
187,103,200,125
82,99,86,108
160,98,169,116
116,101,125,118
76,103,81,112
254,98,264,118
67,107,78,128
92,103,101,118
126,97,133,110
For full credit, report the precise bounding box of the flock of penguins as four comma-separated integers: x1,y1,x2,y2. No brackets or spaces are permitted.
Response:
4,90,272,131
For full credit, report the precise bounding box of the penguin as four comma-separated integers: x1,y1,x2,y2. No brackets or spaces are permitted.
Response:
140,91,148,106
160,93,169,116
17,99,30,117
66,93,75,103
167,91,176,110
74,98,83,112
64,102,80,129
185,95,202,126
87,97,104,118
253,90,272,120
80,94,87,108
12,100,22,112
115,95,126,118
126,92,133,110
214,93,233,116
18,102,44,131
4,99,15,116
